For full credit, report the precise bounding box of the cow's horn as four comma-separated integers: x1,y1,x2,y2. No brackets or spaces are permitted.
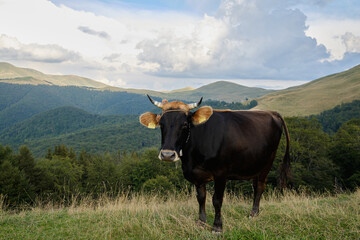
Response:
188,97,203,110
147,94,163,109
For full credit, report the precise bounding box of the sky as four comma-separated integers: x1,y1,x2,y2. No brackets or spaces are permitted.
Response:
0,0,360,90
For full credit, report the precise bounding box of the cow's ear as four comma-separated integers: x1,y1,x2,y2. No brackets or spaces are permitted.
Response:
139,112,160,129
192,106,213,125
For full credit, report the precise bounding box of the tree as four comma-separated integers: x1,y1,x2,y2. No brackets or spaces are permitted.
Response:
268,117,338,191
14,146,36,180
0,144,12,165
0,160,32,205
53,144,69,157
142,176,175,195
86,153,121,196
330,119,360,189
35,156,83,201
118,148,187,192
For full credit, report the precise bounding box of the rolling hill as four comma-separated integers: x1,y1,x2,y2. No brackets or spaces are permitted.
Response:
255,64,360,116
162,81,274,102
0,62,274,102
0,62,109,88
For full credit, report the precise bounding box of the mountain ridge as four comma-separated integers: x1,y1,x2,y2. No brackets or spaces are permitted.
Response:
255,64,360,116
0,62,109,89
0,62,274,102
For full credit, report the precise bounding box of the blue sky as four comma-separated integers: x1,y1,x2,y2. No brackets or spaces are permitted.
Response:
50,0,221,14
0,0,359,90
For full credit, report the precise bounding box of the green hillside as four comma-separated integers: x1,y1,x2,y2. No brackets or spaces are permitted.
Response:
255,64,360,116
25,121,160,157
310,100,360,134
0,106,121,143
0,106,160,156
0,83,155,129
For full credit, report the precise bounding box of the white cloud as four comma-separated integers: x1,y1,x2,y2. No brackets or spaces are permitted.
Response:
342,32,360,53
305,18,360,60
0,34,80,63
136,0,331,80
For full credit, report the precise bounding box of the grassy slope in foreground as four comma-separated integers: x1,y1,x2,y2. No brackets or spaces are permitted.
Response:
1,190,359,239
255,64,360,116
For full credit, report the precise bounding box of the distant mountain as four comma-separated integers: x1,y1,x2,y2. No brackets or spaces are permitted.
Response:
255,64,360,116
162,81,274,102
0,62,109,88
160,87,195,93
0,62,274,102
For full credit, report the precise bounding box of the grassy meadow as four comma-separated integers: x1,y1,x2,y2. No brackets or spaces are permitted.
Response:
1,189,359,240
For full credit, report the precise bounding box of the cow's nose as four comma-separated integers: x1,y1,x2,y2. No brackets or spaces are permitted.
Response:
159,150,176,162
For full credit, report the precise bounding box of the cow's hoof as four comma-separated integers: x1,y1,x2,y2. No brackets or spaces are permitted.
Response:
249,210,259,218
196,220,207,227
211,226,222,234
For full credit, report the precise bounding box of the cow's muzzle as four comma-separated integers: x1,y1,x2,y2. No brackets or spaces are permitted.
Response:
158,149,180,162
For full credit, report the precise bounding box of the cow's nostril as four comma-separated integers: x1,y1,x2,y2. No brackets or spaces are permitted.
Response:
160,150,177,161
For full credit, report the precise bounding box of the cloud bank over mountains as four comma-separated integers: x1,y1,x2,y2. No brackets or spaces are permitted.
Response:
0,0,359,90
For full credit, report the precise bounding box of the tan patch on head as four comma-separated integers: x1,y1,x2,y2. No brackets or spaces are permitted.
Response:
192,106,213,125
162,101,190,112
139,112,159,129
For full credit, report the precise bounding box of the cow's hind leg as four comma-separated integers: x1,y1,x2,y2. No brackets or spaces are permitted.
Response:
250,176,266,217
212,179,226,233
196,184,207,224
250,153,277,217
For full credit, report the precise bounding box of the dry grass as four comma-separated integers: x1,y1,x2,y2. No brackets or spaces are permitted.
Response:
255,64,360,116
1,189,359,239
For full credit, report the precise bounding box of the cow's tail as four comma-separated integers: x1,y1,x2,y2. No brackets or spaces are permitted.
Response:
278,114,290,189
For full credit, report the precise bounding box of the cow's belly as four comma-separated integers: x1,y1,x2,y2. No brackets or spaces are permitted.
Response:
182,165,214,185
224,148,277,179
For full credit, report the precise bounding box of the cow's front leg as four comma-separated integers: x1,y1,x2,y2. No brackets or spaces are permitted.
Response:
196,184,207,224
212,179,226,233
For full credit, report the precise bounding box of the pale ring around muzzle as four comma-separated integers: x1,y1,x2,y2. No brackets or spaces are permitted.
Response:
158,149,181,162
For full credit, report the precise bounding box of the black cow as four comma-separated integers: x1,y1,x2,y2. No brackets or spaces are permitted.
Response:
139,95,290,232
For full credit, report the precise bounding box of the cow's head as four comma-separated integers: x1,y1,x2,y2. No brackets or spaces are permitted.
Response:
140,95,213,162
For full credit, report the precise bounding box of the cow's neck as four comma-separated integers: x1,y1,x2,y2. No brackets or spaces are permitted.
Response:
179,122,191,157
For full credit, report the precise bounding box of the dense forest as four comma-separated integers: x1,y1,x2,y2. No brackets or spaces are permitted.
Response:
0,83,154,129
1,114,359,208
310,100,360,134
